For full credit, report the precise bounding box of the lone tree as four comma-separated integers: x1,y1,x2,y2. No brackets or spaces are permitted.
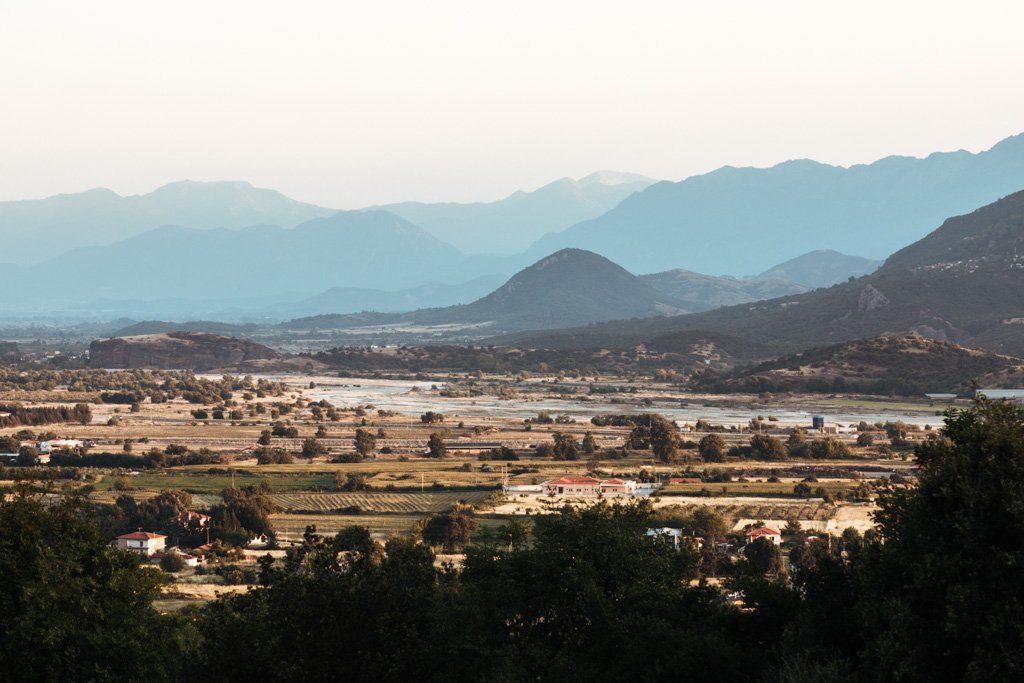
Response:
420,411,445,424
421,511,477,552
353,428,376,458
648,416,681,463
749,434,788,461
743,536,786,578
498,519,532,551
301,437,326,461
698,434,726,462
551,432,578,460
427,432,447,459
581,431,598,455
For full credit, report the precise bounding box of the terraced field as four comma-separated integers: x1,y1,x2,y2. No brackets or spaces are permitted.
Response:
271,513,424,538
270,490,492,513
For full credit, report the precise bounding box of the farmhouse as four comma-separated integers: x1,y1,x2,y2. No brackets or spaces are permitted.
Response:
115,531,167,556
542,476,638,497
745,526,782,546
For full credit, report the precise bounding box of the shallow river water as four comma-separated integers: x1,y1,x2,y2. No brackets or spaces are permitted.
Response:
259,375,945,429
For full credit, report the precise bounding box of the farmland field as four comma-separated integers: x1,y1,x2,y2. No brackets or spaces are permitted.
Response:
92,472,337,493
270,512,513,539
270,490,492,513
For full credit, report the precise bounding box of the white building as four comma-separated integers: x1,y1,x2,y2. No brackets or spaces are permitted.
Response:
115,531,167,557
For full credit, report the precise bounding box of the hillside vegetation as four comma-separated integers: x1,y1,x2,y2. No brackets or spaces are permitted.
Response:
692,336,1023,395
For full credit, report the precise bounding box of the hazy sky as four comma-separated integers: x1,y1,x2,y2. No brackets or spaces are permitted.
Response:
2,1,1023,207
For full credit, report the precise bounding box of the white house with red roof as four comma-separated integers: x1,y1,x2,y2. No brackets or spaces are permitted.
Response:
115,531,167,556
542,476,638,497
745,526,782,546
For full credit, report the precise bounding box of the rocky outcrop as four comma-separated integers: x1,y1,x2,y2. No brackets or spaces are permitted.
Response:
857,285,890,313
89,332,280,371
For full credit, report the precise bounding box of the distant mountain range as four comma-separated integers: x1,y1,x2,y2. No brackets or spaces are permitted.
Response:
527,133,1024,275
0,180,335,263
98,245,878,339
286,249,689,333
4,133,1022,325
374,172,656,255
12,211,470,306
496,189,1024,356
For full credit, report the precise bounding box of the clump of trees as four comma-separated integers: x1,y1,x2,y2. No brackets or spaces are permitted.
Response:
0,403,91,428
353,428,376,458
624,414,681,463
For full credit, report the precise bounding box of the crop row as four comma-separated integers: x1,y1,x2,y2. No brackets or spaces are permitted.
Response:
270,490,490,513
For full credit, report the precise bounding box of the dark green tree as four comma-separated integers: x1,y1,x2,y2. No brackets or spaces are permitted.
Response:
0,493,195,680
353,428,376,458
699,433,726,462
857,400,1024,680
420,511,478,552
426,432,447,459
551,432,578,460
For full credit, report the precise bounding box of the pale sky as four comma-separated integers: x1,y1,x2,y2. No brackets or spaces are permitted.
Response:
2,0,1023,207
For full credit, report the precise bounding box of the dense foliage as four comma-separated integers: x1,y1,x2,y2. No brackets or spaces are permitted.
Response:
2,400,1023,681
0,493,195,680
0,368,286,404
0,402,92,428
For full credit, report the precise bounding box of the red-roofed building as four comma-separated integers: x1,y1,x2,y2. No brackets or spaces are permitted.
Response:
542,476,638,497
745,526,782,546
115,531,167,556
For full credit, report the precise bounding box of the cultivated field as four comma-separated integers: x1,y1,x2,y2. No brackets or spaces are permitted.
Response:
270,490,492,513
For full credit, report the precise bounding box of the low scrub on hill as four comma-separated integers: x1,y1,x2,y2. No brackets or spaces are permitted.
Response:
691,336,1022,395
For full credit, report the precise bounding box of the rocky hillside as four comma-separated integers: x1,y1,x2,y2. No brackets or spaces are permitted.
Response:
89,332,280,371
